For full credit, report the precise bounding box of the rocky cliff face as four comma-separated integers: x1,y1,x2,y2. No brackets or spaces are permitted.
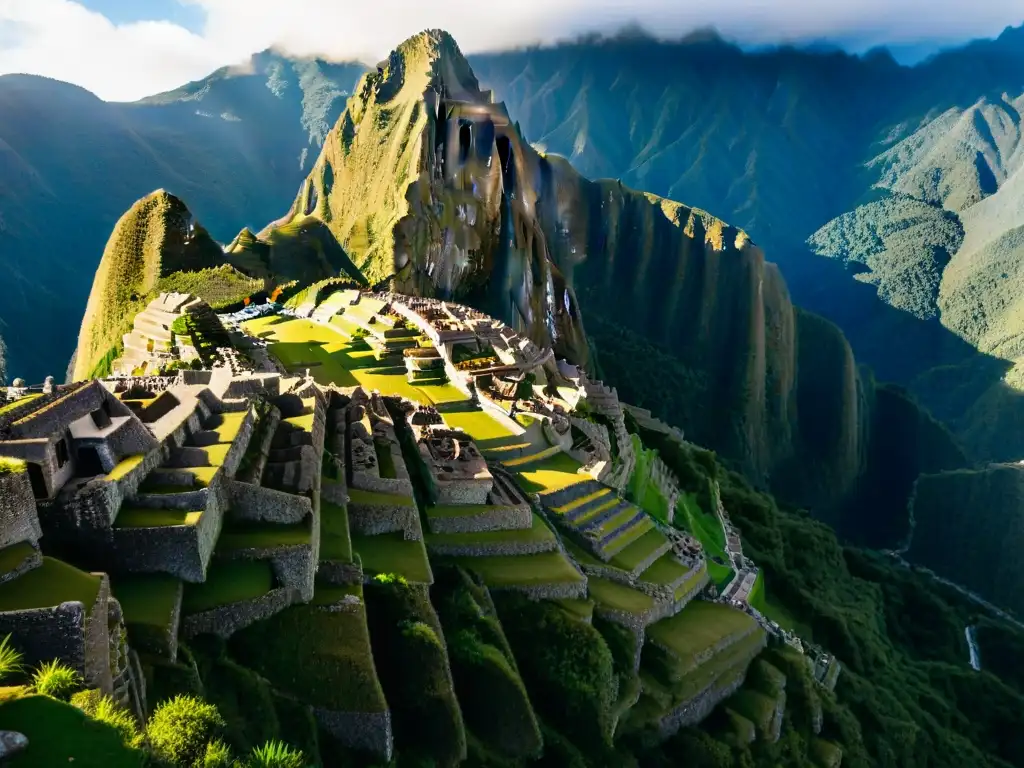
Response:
279,29,943,512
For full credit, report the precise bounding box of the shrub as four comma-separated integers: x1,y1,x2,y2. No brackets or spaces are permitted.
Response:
147,694,225,767
245,740,306,768
70,688,139,745
0,634,23,681
31,660,82,700
200,739,234,768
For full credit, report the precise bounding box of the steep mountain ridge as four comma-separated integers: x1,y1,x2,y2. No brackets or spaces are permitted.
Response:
271,29,964,524
0,52,365,382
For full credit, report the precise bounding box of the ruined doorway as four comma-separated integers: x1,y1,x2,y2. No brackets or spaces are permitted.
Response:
26,462,47,499
497,136,514,191
76,446,104,478
458,121,472,164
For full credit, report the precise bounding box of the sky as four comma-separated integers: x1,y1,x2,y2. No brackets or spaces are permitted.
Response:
0,0,1021,101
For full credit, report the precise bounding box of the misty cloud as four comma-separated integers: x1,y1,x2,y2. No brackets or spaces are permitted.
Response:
0,0,1021,100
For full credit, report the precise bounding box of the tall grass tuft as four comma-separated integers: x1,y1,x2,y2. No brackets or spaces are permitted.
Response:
30,659,82,700
0,634,23,682
247,740,307,768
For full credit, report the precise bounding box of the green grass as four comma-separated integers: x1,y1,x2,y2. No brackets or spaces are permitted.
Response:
111,574,181,631
647,600,756,663
639,553,690,586
230,596,387,713
627,434,671,521
347,487,415,507
592,505,641,537
0,394,42,418
426,503,517,519
0,694,145,767
673,562,708,602
610,527,670,572
707,560,734,591
182,560,274,614
552,598,596,622
427,513,555,548
515,453,585,494
217,520,312,551
246,318,470,406
352,532,432,584
107,454,145,481
588,577,656,615
0,541,36,576
449,551,584,588
374,440,397,479
320,499,352,562
443,409,516,442
676,492,726,556
205,411,248,444
0,557,101,614
114,507,203,528
747,570,803,633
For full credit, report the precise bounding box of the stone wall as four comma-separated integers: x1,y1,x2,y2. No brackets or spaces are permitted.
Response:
317,559,363,586
83,575,114,694
238,407,281,485
426,537,557,557
110,485,225,582
314,708,393,761
181,586,297,639
220,542,316,602
426,505,531,534
348,499,421,541
227,480,313,524
657,666,752,738
489,579,588,601
0,470,41,549
221,405,257,478
9,381,104,440
0,603,87,681
104,417,161,462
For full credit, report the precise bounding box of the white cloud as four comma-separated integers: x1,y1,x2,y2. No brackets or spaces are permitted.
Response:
0,0,1022,101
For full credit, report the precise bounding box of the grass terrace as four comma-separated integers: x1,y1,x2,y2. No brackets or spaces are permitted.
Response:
0,540,36,576
0,557,102,614
112,574,181,629
352,532,432,584
552,598,595,622
647,599,756,664
449,550,584,589
374,440,397,479
107,454,145,482
230,595,388,714
611,528,671,572
217,519,312,551
114,507,203,528
426,513,556,548
0,694,146,767
244,316,467,404
514,453,585,494
347,487,416,508
673,562,708,602
640,552,692,587
320,499,353,562
628,434,671,521
588,577,656,615
443,409,517,442
182,560,275,614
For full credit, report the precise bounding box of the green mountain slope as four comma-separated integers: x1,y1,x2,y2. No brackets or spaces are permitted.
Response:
468,25,1024,465
0,52,366,383
272,30,966,539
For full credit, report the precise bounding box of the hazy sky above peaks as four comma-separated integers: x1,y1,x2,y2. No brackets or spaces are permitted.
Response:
0,0,1021,101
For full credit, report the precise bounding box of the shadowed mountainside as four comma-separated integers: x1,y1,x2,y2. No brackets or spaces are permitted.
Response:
271,29,966,530
469,25,1024,463
0,52,366,382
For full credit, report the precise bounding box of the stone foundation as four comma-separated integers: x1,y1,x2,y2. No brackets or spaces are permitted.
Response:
181,587,297,639
226,480,313,524
426,505,531,534
426,537,557,557
314,708,393,761
348,500,421,540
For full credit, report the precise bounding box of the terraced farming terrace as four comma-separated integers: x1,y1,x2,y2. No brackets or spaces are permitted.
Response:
0,287,835,766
